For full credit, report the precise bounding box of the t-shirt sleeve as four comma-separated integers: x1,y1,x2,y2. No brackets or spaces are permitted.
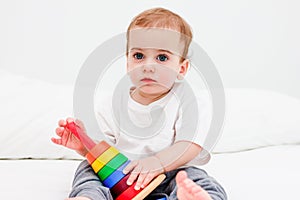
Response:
174,94,212,165
94,93,119,145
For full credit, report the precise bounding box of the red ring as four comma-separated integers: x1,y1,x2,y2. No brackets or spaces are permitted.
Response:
110,174,130,198
115,182,142,200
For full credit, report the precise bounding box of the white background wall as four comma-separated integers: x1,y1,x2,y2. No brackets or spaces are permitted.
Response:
1,0,300,98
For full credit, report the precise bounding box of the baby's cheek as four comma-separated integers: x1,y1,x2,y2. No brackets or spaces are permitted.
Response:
158,73,177,89
128,71,140,86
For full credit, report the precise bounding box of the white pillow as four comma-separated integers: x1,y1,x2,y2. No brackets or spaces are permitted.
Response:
213,88,300,153
0,69,82,159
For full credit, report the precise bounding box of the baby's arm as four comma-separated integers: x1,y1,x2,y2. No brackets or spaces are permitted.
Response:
51,118,88,157
123,141,201,190
155,141,202,171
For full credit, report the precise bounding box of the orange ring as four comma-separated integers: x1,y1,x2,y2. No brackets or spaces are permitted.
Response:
86,141,110,164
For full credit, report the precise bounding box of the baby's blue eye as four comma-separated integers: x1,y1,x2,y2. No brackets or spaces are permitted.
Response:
157,54,168,62
134,53,144,60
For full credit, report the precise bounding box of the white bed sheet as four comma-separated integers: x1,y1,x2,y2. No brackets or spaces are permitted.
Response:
0,159,81,200
202,145,300,200
1,145,299,200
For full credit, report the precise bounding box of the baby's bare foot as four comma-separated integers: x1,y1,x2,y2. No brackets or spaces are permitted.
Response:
176,171,212,200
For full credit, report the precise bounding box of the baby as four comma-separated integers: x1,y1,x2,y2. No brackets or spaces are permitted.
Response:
52,7,227,200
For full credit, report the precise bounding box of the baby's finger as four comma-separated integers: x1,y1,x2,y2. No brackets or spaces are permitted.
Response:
123,160,138,174
56,127,65,137
51,137,62,145
127,165,142,186
58,119,67,127
66,117,75,124
141,173,154,189
135,171,148,190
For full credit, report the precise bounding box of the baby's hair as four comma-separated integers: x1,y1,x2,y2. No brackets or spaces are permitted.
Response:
126,7,193,62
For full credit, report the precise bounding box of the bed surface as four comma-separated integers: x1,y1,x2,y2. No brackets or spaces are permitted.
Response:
1,145,299,200
0,160,79,200
203,145,300,200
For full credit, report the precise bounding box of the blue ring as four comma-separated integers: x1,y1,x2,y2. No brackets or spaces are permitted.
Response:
103,160,130,188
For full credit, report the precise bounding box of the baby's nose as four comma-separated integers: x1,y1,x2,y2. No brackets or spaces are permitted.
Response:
142,64,156,73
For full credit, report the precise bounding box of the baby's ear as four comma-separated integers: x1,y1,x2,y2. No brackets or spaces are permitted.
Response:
178,59,189,78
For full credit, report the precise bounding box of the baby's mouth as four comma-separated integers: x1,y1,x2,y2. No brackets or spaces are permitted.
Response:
140,78,157,83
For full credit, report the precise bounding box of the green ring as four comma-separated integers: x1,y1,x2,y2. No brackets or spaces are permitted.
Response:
98,153,128,181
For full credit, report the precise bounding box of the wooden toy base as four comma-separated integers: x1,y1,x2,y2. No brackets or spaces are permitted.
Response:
132,174,166,200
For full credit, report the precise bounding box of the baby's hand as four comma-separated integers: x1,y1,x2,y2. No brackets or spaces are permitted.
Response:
123,156,165,190
51,117,88,156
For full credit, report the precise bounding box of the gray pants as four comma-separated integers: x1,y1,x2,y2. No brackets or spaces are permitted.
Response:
69,160,227,200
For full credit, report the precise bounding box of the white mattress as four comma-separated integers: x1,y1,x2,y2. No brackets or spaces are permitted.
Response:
202,145,300,200
1,145,299,200
0,159,80,200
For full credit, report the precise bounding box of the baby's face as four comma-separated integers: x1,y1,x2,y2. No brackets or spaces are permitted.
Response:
127,47,188,95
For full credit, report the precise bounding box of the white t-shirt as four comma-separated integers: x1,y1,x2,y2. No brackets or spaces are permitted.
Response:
95,82,212,166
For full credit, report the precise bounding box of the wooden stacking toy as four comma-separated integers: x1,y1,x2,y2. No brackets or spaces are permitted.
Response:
66,122,166,200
